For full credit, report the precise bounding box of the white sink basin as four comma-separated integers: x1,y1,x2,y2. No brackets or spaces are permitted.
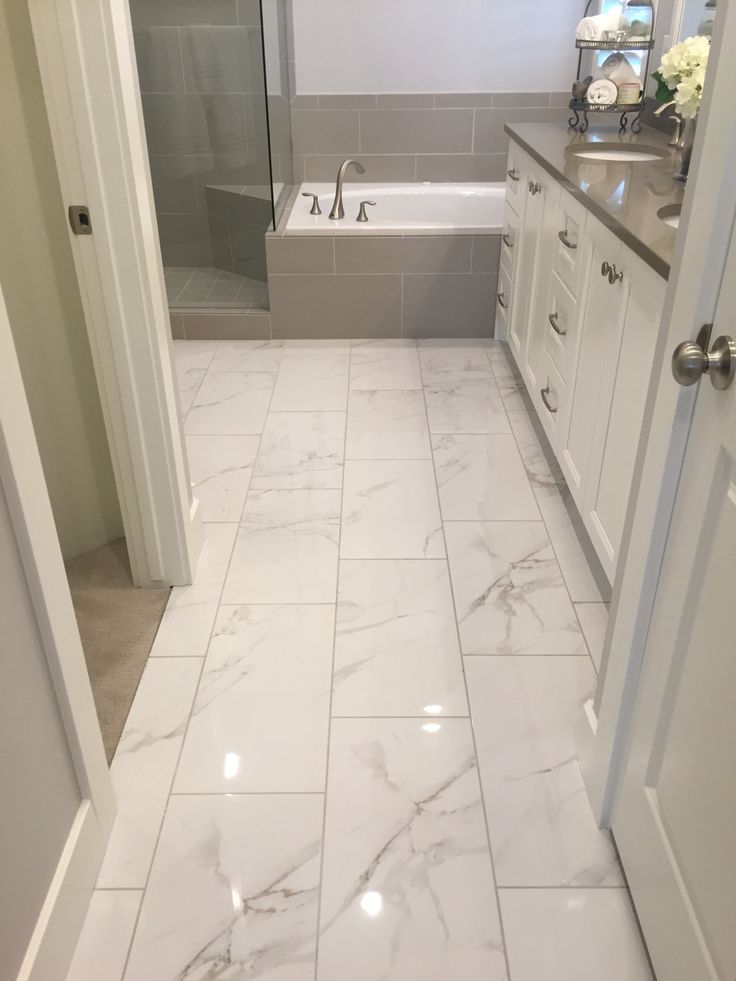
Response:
658,204,682,229
567,144,669,163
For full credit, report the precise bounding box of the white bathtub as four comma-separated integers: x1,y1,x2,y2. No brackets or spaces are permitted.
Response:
285,182,505,235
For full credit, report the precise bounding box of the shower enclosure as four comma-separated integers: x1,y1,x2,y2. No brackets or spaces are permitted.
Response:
131,0,293,313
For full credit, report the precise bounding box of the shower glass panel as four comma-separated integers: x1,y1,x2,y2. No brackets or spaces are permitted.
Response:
131,0,286,312
261,0,295,227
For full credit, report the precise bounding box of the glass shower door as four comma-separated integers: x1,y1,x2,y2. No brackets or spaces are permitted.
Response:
131,0,276,311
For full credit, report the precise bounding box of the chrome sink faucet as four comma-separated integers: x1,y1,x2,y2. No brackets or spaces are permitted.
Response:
654,100,685,149
329,158,366,220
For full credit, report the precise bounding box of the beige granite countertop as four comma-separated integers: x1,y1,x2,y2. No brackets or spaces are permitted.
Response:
505,123,685,279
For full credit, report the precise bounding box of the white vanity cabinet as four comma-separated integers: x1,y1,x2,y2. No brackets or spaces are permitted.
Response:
502,139,666,583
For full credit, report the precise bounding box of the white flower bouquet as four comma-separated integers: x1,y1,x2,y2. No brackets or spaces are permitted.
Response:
653,35,710,118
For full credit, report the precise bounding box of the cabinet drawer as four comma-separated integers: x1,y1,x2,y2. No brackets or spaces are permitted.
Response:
553,193,586,296
501,205,520,275
536,354,566,444
545,271,576,380
497,261,513,322
505,144,524,214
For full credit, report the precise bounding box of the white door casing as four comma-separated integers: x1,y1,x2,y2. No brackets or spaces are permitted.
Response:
0,285,115,981
27,0,202,587
612,221,736,980
577,0,736,823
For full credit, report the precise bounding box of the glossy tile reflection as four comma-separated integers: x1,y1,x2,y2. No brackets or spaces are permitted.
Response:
67,340,649,981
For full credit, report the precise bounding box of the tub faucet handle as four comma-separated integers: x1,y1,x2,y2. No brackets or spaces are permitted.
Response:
356,200,377,223
302,192,322,216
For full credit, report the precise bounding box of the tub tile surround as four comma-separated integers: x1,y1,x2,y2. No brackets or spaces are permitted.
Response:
290,91,570,183
267,234,502,338
67,338,652,981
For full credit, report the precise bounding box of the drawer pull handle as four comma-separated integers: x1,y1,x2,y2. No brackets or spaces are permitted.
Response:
541,385,558,415
558,229,577,250
608,264,624,285
497,291,508,310
548,312,567,337
507,168,520,182
528,180,542,195
601,260,612,277
502,232,514,249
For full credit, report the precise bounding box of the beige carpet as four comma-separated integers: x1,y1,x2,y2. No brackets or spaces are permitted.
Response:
66,538,169,763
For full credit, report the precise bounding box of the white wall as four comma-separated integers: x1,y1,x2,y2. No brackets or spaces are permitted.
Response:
293,0,581,93
0,0,124,560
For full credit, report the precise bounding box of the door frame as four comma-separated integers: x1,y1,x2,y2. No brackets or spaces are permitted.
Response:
26,0,201,588
577,0,736,823
0,283,116,981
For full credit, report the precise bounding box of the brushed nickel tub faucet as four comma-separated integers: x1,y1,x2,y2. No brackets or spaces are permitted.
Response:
329,158,366,220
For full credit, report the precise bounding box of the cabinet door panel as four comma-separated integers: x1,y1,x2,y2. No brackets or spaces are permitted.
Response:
585,256,666,576
560,224,626,504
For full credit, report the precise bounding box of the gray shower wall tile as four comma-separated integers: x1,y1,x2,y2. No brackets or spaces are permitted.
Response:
492,92,553,107
130,0,237,27
180,26,265,94
319,94,377,109
375,93,435,108
236,0,262,26
473,106,569,153
149,155,201,214
472,235,502,274
158,213,214,266
134,28,185,93
181,310,271,339
302,154,416,183
415,153,508,183
142,93,248,156
291,109,360,156
359,108,474,154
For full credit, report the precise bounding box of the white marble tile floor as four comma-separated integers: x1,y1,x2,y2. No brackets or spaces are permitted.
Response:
67,338,650,981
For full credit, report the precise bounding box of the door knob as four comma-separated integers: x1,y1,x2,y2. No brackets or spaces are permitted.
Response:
672,333,736,390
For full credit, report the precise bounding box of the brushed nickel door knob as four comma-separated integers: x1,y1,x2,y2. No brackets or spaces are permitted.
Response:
672,334,736,390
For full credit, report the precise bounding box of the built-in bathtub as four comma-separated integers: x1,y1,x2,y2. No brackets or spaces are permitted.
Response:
285,182,505,235
267,182,505,338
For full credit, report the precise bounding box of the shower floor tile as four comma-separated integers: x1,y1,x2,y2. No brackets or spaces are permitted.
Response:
165,266,268,311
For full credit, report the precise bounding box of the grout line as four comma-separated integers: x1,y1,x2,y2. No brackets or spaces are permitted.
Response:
312,337,352,981
418,347,514,980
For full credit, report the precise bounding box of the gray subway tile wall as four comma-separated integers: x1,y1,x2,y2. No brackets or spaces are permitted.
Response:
267,233,501,340
290,92,568,183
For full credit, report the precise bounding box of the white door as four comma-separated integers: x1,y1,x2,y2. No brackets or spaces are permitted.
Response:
0,286,115,980
612,224,736,980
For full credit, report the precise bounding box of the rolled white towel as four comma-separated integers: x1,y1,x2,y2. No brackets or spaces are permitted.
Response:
586,78,619,105
576,12,622,40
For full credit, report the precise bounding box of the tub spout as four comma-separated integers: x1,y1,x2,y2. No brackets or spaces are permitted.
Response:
329,158,366,220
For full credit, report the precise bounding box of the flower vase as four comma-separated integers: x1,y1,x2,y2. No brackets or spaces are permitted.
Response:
675,116,698,184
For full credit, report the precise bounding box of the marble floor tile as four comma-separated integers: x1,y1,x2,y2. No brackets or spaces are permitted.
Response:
333,560,467,717
465,656,623,887
222,489,341,603
341,460,444,559
186,434,260,521
125,794,323,981
445,521,587,655
418,339,494,384
535,482,608,603
66,890,142,981
151,523,237,656
172,340,217,391
504,400,561,492
575,602,609,672
500,888,652,981
286,339,352,354
346,390,430,460
432,434,539,520
97,658,201,888
177,384,200,417
317,718,507,981
184,370,275,435
175,605,333,793
209,339,285,374
252,411,346,489
487,342,525,398
425,378,511,435
271,353,349,411
350,339,423,390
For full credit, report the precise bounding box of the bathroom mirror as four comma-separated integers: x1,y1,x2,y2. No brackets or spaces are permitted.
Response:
676,0,716,39
646,0,714,96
